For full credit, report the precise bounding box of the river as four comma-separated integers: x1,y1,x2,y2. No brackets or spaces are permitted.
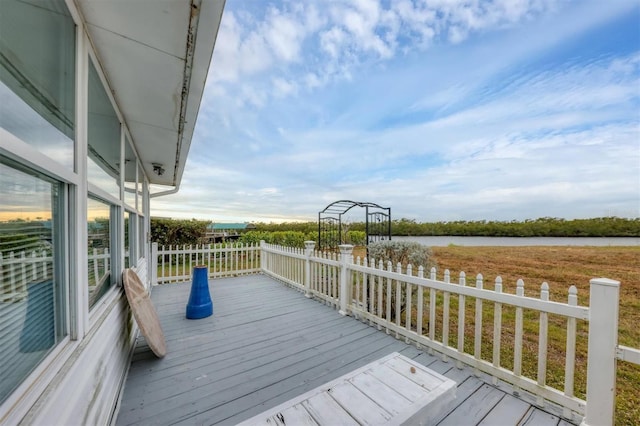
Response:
391,236,640,247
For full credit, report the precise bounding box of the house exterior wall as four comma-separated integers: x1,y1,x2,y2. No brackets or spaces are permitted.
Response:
0,0,156,423
17,286,139,426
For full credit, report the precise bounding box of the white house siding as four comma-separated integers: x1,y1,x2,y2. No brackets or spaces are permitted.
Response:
5,263,149,426
22,290,137,426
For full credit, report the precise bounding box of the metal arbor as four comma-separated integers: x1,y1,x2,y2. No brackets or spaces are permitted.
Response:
318,200,391,250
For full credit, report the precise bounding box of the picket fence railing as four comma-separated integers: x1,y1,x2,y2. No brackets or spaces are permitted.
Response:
151,242,260,285
153,240,639,426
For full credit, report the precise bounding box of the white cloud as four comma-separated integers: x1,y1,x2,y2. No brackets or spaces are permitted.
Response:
272,77,298,98
263,7,306,62
304,72,323,90
208,12,242,82
320,26,348,59
238,85,267,108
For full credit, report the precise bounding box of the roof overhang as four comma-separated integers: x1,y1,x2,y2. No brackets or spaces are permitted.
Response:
76,0,225,187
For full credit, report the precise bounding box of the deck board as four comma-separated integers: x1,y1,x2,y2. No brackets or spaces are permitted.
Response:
478,394,531,425
438,384,505,426
116,274,578,426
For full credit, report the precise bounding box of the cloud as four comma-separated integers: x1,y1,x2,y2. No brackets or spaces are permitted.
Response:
263,7,306,62
209,0,579,107
272,77,298,98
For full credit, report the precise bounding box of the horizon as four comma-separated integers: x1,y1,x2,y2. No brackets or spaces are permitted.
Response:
151,0,640,223
149,215,639,225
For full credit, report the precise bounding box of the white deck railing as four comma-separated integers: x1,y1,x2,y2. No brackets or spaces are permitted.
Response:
152,240,639,426
151,242,260,285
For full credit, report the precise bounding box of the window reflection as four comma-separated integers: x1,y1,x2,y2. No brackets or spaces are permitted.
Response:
137,162,144,213
124,211,130,268
123,140,136,208
87,197,114,307
138,215,145,261
88,61,120,199
0,159,66,404
0,0,75,169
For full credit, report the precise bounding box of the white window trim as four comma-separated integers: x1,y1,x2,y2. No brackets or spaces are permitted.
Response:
73,14,89,340
0,131,79,186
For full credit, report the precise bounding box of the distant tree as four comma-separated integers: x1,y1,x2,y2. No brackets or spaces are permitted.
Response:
150,218,209,246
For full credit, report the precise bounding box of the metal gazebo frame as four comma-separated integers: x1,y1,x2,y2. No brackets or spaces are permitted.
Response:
318,200,391,250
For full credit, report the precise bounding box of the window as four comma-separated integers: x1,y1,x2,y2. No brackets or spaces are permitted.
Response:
137,162,144,213
0,0,75,169
138,215,145,261
123,140,136,208
88,60,120,199
87,197,116,308
124,211,131,268
0,159,67,404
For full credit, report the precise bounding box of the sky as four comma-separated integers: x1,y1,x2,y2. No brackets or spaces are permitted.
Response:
151,0,640,223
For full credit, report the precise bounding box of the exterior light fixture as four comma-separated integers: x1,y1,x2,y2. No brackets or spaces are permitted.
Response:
152,163,165,176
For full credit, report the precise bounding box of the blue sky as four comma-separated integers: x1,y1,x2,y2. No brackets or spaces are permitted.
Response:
151,0,640,223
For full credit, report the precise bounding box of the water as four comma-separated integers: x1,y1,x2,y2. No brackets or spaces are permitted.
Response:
392,236,640,247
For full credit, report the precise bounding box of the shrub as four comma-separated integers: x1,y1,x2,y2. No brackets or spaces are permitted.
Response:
239,230,317,249
367,240,436,271
238,231,272,245
345,231,366,246
366,240,436,324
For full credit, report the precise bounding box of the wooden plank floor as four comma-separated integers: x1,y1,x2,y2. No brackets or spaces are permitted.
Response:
115,274,579,426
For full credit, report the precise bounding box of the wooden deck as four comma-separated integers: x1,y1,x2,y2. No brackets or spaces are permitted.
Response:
115,274,578,426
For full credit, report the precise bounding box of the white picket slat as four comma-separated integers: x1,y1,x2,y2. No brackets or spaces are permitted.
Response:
417,266,424,341
442,269,450,362
406,264,413,343
492,276,503,385
564,285,578,418
537,282,550,406
457,272,466,369
474,273,484,376
514,278,525,391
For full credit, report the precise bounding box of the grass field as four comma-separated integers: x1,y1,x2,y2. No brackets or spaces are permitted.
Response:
429,245,639,426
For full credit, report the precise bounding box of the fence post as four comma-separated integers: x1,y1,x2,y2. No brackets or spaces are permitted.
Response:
151,243,158,287
581,278,620,426
304,241,315,298
338,244,353,316
259,240,266,273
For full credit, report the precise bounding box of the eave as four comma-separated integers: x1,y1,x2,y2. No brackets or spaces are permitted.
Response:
75,0,225,187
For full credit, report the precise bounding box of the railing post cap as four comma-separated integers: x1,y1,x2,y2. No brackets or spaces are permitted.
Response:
338,244,354,253
589,278,620,288
304,241,316,248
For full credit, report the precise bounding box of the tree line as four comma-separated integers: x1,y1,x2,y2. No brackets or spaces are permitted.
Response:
251,217,639,237
150,216,639,247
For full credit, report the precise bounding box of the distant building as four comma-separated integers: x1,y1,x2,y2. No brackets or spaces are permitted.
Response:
206,223,256,242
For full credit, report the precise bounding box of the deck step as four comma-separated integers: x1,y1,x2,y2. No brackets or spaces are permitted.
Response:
237,352,457,426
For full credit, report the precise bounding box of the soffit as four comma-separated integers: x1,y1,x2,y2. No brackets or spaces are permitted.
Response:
76,0,225,186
